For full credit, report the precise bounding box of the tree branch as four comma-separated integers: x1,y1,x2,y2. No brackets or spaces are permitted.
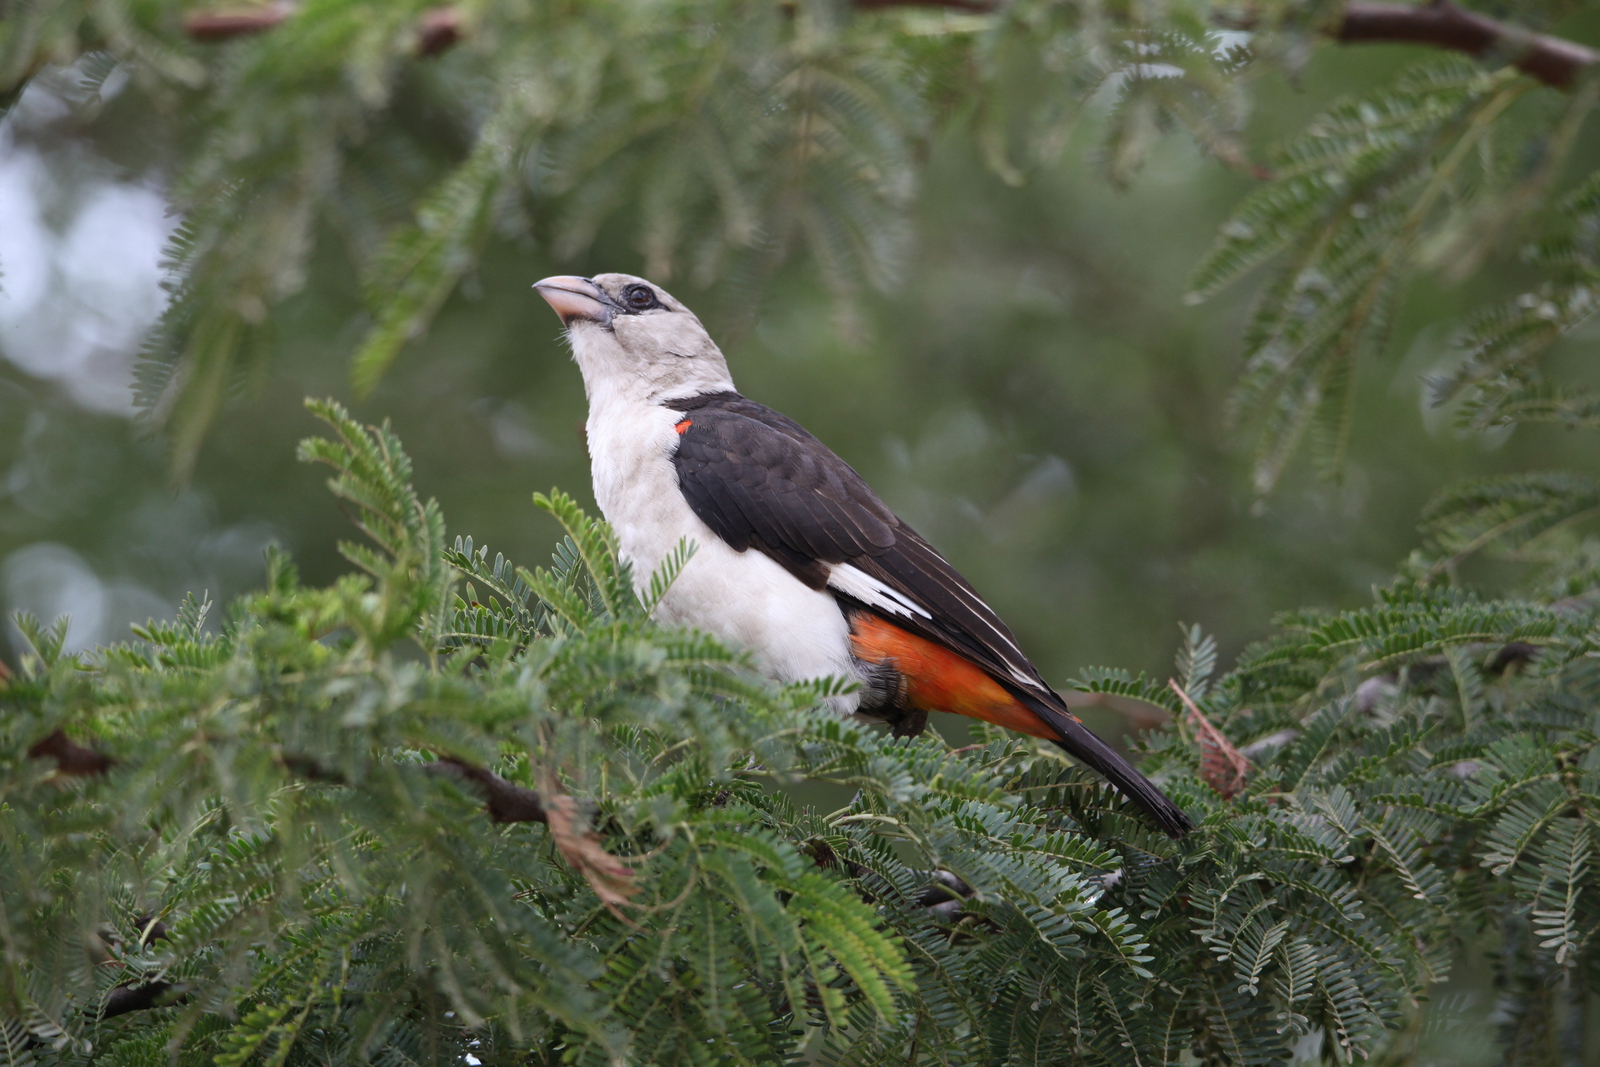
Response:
100,981,188,1019
851,0,999,10
184,4,290,40
1337,1,1597,91
277,751,547,823
415,7,463,57
28,728,114,777
856,0,1595,91
426,757,547,824
179,1,1596,90
185,3,461,57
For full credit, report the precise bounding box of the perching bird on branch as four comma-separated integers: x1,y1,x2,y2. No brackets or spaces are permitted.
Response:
535,274,1192,837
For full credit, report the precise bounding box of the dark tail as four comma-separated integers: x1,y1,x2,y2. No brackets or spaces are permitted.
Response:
1020,691,1193,838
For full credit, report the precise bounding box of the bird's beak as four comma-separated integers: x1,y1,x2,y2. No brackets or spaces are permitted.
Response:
534,276,613,326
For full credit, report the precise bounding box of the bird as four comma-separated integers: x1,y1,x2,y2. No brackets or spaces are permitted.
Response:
533,273,1192,837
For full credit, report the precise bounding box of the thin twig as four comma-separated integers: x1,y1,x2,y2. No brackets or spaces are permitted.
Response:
427,757,547,824
1168,680,1250,800
100,981,187,1019
184,3,292,40
416,7,462,56
28,728,115,777
1337,0,1596,91
852,0,1000,9
860,0,1596,92
179,0,1598,91
186,2,462,58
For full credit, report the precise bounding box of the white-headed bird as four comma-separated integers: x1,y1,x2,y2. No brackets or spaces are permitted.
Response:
535,273,1191,837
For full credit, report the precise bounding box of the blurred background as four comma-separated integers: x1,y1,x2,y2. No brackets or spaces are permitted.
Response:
9,26,1600,1064
4,41,1589,689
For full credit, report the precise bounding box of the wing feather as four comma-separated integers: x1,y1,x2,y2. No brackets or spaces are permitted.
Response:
670,392,1052,698
668,391,1192,837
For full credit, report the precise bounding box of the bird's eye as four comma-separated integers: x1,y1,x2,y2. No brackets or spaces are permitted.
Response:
623,284,658,311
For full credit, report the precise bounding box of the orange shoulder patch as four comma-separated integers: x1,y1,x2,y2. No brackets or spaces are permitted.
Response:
674,418,693,435
847,614,1055,740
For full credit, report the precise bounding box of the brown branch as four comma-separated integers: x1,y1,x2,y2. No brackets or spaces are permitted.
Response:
184,4,291,41
856,0,1595,92
100,981,188,1019
185,3,462,57
281,751,546,824
851,0,1000,9
426,760,637,911
277,751,348,784
1169,680,1250,800
416,7,463,57
427,757,547,824
177,0,1596,90
1337,1,1597,91
28,728,115,777
432,758,636,910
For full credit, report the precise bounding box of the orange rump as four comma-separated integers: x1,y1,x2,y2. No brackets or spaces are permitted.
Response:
848,613,1057,740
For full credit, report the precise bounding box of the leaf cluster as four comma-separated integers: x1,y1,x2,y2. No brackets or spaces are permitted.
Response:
7,402,1600,1064
3,0,1331,473
1191,53,1600,491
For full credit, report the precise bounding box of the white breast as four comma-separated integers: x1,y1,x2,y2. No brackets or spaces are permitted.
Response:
585,393,865,710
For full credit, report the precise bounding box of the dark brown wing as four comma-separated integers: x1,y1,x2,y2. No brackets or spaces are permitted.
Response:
667,392,894,586
667,392,1192,837
668,392,1051,697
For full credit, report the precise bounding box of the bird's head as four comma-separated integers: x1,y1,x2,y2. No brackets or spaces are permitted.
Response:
534,273,733,403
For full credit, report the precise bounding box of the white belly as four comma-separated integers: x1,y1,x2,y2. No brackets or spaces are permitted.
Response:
586,397,864,709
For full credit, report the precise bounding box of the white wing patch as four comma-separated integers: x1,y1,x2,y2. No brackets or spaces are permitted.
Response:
1008,665,1039,688
831,559,1045,694
938,578,1040,688
827,563,932,620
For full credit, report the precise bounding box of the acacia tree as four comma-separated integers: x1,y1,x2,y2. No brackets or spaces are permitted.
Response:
4,0,1596,478
5,396,1597,1066
6,1,1600,1064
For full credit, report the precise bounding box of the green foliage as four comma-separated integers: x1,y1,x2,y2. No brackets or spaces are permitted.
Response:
6,0,1599,508
1191,56,1600,491
6,404,1600,1064
10,0,1596,496
1431,168,1600,434
10,2,1600,1061
2,0,1370,472
4,0,933,470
